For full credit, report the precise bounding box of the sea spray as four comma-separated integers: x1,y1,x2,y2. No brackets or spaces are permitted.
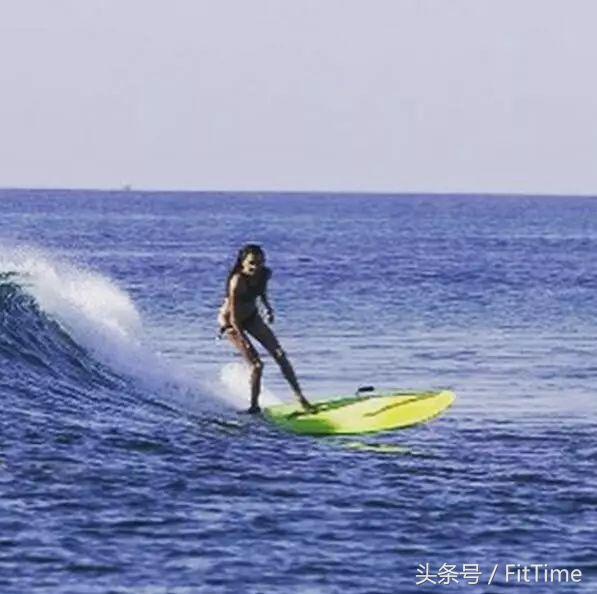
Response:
218,361,283,409
0,244,225,413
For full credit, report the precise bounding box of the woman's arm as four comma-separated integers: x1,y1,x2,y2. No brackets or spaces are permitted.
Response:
228,275,251,342
261,294,274,323
260,268,274,323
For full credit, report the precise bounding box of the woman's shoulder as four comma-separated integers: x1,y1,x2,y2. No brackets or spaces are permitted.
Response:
229,271,245,289
258,267,272,288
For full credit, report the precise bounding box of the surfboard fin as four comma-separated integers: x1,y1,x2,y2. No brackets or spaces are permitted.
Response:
356,385,375,395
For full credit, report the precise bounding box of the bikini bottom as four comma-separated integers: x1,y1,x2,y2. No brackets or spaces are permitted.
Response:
219,309,259,337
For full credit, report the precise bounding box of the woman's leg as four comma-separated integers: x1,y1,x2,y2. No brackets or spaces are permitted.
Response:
225,328,263,412
245,316,312,410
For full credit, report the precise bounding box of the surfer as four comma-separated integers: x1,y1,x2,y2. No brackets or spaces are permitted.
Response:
218,244,313,414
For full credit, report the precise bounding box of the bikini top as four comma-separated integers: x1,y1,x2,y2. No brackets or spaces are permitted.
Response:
231,268,272,303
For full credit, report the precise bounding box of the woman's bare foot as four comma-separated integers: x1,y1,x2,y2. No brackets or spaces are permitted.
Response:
298,395,315,412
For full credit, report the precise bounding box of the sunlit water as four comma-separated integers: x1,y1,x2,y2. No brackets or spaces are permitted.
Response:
1,190,595,593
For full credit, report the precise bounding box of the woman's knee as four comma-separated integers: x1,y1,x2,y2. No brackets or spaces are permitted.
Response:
273,347,287,364
251,358,264,375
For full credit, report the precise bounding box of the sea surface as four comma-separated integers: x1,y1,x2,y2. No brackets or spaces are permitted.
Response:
1,190,595,594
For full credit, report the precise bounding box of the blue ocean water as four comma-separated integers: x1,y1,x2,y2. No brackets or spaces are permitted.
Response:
0,189,595,594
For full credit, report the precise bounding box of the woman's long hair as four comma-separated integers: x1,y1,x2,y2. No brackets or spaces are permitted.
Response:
225,244,270,296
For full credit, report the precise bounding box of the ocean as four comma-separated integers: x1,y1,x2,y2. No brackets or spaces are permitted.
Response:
1,189,595,594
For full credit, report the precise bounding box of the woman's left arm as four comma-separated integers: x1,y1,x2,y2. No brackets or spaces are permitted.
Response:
260,268,274,323
261,295,274,323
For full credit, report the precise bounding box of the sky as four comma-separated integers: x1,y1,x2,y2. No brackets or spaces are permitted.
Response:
0,0,596,195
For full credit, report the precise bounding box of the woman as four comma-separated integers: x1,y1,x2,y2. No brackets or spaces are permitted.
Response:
218,244,313,414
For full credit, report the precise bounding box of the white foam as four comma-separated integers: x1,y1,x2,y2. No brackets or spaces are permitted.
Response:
218,362,283,409
0,244,219,412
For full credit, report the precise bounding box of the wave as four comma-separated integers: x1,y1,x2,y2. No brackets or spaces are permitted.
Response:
0,246,220,414
0,272,120,389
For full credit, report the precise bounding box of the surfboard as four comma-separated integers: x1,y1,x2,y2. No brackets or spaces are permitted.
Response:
263,389,455,435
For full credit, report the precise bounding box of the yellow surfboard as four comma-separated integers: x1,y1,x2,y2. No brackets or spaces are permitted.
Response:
264,389,455,435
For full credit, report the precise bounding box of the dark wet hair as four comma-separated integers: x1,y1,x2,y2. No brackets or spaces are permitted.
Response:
225,244,271,296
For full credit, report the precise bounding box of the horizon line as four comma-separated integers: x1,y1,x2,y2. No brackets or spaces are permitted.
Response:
1,185,596,200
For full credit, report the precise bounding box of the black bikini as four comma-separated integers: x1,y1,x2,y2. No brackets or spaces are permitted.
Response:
219,307,259,337
218,269,270,336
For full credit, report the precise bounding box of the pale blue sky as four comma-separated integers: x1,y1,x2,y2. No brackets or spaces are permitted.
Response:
1,0,596,194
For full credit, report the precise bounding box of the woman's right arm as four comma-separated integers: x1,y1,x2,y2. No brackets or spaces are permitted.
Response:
228,275,250,344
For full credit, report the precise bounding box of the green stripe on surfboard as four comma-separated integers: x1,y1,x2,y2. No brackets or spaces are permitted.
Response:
264,390,455,435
